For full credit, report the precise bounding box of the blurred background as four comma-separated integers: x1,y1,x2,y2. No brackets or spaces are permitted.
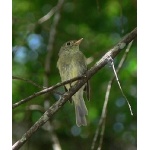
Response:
12,0,137,149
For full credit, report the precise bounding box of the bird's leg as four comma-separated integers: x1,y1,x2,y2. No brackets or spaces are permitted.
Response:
64,85,73,103
83,72,90,101
69,82,72,89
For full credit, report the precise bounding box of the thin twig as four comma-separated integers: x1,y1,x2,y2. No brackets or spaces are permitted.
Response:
91,40,134,150
38,0,64,24
110,56,133,115
91,80,112,150
12,76,44,89
38,7,57,24
12,28,136,150
12,76,82,109
97,116,106,150
107,41,134,115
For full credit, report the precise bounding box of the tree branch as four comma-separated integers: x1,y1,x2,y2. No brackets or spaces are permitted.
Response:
12,27,137,150
38,0,64,24
12,76,82,109
12,76,44,89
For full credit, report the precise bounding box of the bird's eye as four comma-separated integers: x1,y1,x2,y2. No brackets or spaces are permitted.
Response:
66,42,71,46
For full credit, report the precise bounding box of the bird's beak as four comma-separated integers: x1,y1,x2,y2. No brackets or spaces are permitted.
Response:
74,38,83,45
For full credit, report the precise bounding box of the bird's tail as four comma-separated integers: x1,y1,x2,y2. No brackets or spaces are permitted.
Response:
73,87,88,127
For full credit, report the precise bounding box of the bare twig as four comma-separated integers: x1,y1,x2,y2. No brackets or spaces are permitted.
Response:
12,75,44,89
91,41,134,150
12,76,82,109
12,28,136,150
107,54,133,115
97,116,106,150
91,80,112,150
38,0,64,24
38,7,57,24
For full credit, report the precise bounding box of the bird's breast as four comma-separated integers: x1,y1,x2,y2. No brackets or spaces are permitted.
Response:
57,51,87,81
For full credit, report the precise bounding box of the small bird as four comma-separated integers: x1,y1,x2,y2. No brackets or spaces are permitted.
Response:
57,38,90,127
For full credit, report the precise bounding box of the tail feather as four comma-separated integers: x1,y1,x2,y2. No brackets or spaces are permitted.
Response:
75,104,87,127
73,88,88,127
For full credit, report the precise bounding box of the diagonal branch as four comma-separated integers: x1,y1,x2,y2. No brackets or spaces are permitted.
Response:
12,28,137,150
